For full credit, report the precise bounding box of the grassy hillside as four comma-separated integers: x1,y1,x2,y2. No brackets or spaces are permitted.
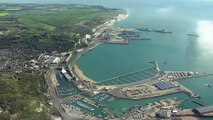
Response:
0,72,49,120
13,5,124,33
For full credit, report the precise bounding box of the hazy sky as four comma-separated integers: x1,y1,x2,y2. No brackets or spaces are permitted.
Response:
1,0,213,3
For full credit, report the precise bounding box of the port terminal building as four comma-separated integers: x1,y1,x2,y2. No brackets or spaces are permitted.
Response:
193,105,213,115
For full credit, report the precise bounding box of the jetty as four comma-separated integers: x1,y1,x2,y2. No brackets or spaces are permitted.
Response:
192,100,205,106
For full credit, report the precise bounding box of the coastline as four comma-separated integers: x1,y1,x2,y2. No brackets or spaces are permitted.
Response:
73,64,96,83
71,12,129,83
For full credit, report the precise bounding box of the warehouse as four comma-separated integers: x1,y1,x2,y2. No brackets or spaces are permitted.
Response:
193,105,213,115
154,81,176,90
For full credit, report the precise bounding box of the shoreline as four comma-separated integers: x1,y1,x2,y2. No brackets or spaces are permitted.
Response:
73,64,96,83
70,12,129,83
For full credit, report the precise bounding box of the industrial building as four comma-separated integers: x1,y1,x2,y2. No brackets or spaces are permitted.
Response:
154,81,176,90
193,105,213,115
52,57,61,64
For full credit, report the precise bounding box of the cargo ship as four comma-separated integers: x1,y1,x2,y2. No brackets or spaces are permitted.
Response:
137,28,152,32
153,29,172,33
187,34,199,37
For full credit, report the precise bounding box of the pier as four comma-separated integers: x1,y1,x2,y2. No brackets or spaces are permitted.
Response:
192,100,205,106
67,98,108,119
172,82,198,98
149,61,160,72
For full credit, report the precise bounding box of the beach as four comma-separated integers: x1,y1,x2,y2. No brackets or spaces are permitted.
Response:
73,64,96,83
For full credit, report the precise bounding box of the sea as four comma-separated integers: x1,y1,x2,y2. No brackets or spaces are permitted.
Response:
2,0,213,119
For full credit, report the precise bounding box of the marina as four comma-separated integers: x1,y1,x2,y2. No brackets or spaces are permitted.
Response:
55,72,80,98
67,98,108,119
90,93,117,102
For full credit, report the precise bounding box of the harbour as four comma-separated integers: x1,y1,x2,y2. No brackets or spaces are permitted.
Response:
1,0,213,120
25,0,213,119
76,0,213,119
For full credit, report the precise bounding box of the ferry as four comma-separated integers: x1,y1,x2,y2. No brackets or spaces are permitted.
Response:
187,34,199,37
153,29,172,33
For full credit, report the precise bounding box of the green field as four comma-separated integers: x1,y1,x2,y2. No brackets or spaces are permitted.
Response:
5,6,22,11
12,5,124,33
18,17,56,33
0,4,125,53
0,12,9,16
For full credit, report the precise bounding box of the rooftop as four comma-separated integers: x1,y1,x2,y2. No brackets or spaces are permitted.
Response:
154,81,176,90
193,105,213,115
